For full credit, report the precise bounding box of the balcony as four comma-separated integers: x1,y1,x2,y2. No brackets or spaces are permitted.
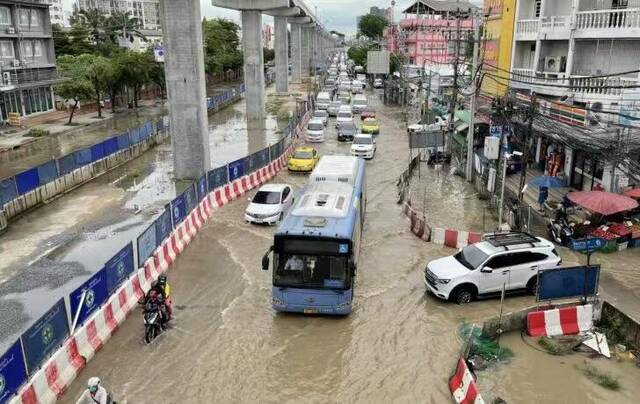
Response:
540,16,571,39
575,8,640,38
515,19,539,41
510,68,640,100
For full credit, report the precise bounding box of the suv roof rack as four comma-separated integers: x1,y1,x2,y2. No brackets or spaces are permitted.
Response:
483,232,539,250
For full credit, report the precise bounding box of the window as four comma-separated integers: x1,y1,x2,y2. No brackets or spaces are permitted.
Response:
30,10,39,27
19,10,29,26
0,7,11,25
0,41,14,58
282,187,290,202
22,41,33,58
485,254,513,269
509,252,548,266
33,41,42,57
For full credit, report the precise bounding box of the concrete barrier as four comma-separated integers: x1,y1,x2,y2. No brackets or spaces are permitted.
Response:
449,357,484,404
527,304,593,337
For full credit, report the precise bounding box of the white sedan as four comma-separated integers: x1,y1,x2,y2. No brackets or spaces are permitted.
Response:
245,184,294,225
350,134,376,159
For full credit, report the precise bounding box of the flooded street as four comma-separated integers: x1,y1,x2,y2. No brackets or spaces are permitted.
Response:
60,90,545,403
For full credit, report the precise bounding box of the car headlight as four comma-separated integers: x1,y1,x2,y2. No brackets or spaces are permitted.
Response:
435,279,451,285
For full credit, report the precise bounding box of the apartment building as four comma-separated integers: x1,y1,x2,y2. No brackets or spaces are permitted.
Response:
481,0,517,96
75,0,161,30
0,0,59,121
41,0,64,26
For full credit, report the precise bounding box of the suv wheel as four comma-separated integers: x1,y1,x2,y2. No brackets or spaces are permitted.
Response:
526,277,538,296
452,287,475,305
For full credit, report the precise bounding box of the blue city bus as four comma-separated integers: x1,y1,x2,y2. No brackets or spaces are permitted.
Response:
261,156,366,315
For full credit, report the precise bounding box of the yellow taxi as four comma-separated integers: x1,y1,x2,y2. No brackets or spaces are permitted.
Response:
288,146,320,172
361,118,380,134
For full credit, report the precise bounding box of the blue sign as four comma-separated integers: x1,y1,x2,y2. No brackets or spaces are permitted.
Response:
105,243,135,294
69,268,108,327
15,168,39,195
197,175,207,201
569,237,606,252
0,340,27,404
537,265,600,301
489,125,502,137
155,205,173,244
228,159,245,181
137,222,157,265
171,194,187,225
21,299,69,375
208,166,228,190
183,184,197,213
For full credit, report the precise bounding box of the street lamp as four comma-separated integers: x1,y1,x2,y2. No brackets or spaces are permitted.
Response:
498,150,523,230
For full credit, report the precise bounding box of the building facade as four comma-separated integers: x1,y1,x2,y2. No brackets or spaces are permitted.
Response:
41,0,65,26
74,0,161,30
481,0,517,96
0,0,60,122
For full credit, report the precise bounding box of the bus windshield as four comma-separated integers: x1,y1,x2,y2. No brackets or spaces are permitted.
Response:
275,253,349,289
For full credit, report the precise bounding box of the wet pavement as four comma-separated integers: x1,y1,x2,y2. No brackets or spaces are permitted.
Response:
59,89,553,403
0,89,284,353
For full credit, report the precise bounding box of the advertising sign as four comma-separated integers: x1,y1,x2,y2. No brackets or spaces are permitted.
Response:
104,243,135,294
0,340,27,404
69,269,108,327
367,50,390,74
197,175,208,201
409,131,445,149
21,299,69,374
171,194,187,226
228,159,245,182
537,265,600,301
569,237,606,252
208,166,228,191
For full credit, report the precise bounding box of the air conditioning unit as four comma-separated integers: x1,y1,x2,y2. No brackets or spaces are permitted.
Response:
6,27,15,34
11,60,20,67
2,72,11,85
543,56,567,73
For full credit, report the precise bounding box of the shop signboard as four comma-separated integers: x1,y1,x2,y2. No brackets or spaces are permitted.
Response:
569,237,606,252
0,340,28,404
21,299,69,374
409,131,444,149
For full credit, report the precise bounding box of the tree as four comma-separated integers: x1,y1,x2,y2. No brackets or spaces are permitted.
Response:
55,56,95,124
73,8,108,45
119,51,152,108
52,24,73,56
263,47,275,63
148,55,166,100
81,54,114,118
347,46,370,68
108,11,146,43
390,52,405,74
358,14,387,40
202,18,243,75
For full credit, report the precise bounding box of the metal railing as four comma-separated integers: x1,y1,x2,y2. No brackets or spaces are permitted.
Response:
569,75,639,96
541,15,570,31
516,19,540,35
576,8,640,30
1,68,62,86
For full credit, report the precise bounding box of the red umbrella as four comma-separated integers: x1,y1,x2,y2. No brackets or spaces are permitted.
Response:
567,191,638,216
624,188,640,199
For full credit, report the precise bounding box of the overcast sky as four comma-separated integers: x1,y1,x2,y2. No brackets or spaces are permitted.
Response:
62,0,483,36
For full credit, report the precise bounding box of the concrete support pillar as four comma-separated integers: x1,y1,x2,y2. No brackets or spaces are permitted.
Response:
301,27,311,76
161,0,210,180
291,24,302,83
241,10,265,121
274,16,288,93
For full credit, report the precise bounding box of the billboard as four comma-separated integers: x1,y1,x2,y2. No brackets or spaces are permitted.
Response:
367,50,390,74
409,131,445,149
537,265,600,301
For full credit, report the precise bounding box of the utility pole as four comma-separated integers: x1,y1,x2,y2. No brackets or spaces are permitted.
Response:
518,92,536,201
465,11,481,181
448,5,461,155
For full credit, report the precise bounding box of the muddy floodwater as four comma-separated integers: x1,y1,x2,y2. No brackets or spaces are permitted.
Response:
57,90,572,403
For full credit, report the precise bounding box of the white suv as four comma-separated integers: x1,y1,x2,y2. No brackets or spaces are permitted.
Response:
424,232,561,304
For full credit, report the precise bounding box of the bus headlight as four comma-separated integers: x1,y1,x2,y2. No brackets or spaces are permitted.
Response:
272,297,285,306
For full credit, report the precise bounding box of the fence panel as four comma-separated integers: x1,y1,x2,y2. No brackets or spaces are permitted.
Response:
21,298,69,375
58,154,76,176
73,148,92,166
15,168,40,195
104,243,135,294
228,158,245,182
171,194,187,225
130,128,141,144
257,147,270,167
155,204,173,244
116,133,130,150
0,339,28,403
90,142,105,162
0,177,18,205
208,166,228,190
36,161,58,185
103,136,119,156
137,222,157,266
197,175,207,201
183,183,197,213
68,268,109,327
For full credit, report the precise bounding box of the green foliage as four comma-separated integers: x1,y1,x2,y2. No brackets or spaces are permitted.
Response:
55,55,95,123
203,18,243,75
578,363,621,391
347,46,370,69
358,14,387,40
263,47,275,63
25,127,49,138
390,52,405,74
458,322,513,362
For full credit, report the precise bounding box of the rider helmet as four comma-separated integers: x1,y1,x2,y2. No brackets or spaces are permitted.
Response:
158,274,167,286
87,377,100,394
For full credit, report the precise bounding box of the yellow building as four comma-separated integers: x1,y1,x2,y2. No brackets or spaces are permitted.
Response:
481,0,516,96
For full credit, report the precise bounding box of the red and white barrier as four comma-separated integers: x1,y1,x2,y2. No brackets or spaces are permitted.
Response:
449,357,484,404
402,202,430,241
10,139,300,404
527,304,593,337
431,228,482,249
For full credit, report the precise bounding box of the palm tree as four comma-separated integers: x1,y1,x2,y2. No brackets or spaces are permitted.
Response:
108,11,147,44
73,8,107,44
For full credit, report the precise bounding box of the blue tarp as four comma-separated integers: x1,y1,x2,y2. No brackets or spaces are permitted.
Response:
15,168,40,195
0,177,18,205
21,299,69,375
90,143,105,161
103,137,119,156
155,205,173,244
36,161,58,185
208,166,228,190
228,159,245,182
104,243,135,294
137,222,157,266
116,133,130,150
69,268,108,327
58,154,76,175
73,148,93,166
0,339,28,404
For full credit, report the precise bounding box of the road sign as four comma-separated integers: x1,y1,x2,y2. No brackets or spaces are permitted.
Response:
569,237,606,252
154,46,165,63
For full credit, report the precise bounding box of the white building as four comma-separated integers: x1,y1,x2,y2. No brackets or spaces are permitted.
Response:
41,0,66,26
511,0,640,112
74,0,161,30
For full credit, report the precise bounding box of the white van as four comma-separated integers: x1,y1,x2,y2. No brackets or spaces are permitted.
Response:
316,92,331,110
306,118,325,142
352,94,368,114
351,80,363,94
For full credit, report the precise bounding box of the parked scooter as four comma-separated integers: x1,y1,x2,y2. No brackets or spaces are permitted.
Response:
548,204,575,245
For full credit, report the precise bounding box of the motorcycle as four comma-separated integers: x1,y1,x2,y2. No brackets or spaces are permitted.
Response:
142,297,166,344
548,216,575,246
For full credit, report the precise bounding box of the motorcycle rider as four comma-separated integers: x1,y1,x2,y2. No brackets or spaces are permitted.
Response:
145,289,168,329
76,377,114,404
148,274,172,321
